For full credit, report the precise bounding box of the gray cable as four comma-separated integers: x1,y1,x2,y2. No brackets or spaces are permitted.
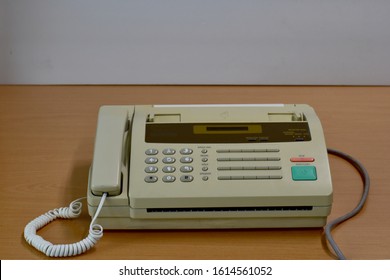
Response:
325,148,370,260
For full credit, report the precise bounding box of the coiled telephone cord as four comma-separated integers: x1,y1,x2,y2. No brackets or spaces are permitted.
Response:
24,192,107,257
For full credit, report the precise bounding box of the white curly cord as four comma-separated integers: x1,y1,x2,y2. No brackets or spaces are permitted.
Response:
24,193,107,257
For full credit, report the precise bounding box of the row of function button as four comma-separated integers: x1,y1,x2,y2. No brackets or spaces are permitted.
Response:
218,148,282,181
145,156,193,164
218,175,283,180
145,175,194,183
145,148,193,155
146,156,280,164
145,165,193,173
217,166,281,170
217,148,280,153
217,157,280,161
146,148,280,155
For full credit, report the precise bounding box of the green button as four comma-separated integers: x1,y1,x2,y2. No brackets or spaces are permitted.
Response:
291,166,317,181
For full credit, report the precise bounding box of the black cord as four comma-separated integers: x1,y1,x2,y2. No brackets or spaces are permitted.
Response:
325,148,370,260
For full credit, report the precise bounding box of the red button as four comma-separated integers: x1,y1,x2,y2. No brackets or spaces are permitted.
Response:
290,157,315,162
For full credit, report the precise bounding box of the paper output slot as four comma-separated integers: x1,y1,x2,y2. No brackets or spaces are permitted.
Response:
147,206,313,213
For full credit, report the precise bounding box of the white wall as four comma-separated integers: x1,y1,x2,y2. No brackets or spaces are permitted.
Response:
1,0,390,85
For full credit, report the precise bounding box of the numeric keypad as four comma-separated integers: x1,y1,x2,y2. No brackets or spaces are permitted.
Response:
144,148,195,183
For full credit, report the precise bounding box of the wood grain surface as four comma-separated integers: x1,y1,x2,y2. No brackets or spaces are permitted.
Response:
0,85,389,260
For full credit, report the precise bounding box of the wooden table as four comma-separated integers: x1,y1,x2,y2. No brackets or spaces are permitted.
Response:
1,85,389,260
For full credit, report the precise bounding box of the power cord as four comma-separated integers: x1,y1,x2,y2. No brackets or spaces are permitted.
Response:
24,192,107,257
325,148,370,260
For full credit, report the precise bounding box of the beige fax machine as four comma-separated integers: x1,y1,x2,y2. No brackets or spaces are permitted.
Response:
87,104,333,229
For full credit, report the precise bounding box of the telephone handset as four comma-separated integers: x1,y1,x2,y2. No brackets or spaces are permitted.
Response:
23,106,135,257
90,106,134,196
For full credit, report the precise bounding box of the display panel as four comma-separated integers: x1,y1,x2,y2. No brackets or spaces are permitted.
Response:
145,122,311,143
194,124,262,134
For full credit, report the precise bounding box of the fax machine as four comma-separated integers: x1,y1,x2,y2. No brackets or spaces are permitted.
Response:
87,104,333,229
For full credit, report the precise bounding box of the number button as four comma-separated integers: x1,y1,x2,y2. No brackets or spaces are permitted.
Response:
162,166,176,173
163,175,176,183
180,156,193,163
145,166,158,173
180,165,193,173
162,157,176,164
145,175,158,183
145,149,158,155
145,157,158,164
180,148,193,155
180,175,194,182
163,148,176,155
